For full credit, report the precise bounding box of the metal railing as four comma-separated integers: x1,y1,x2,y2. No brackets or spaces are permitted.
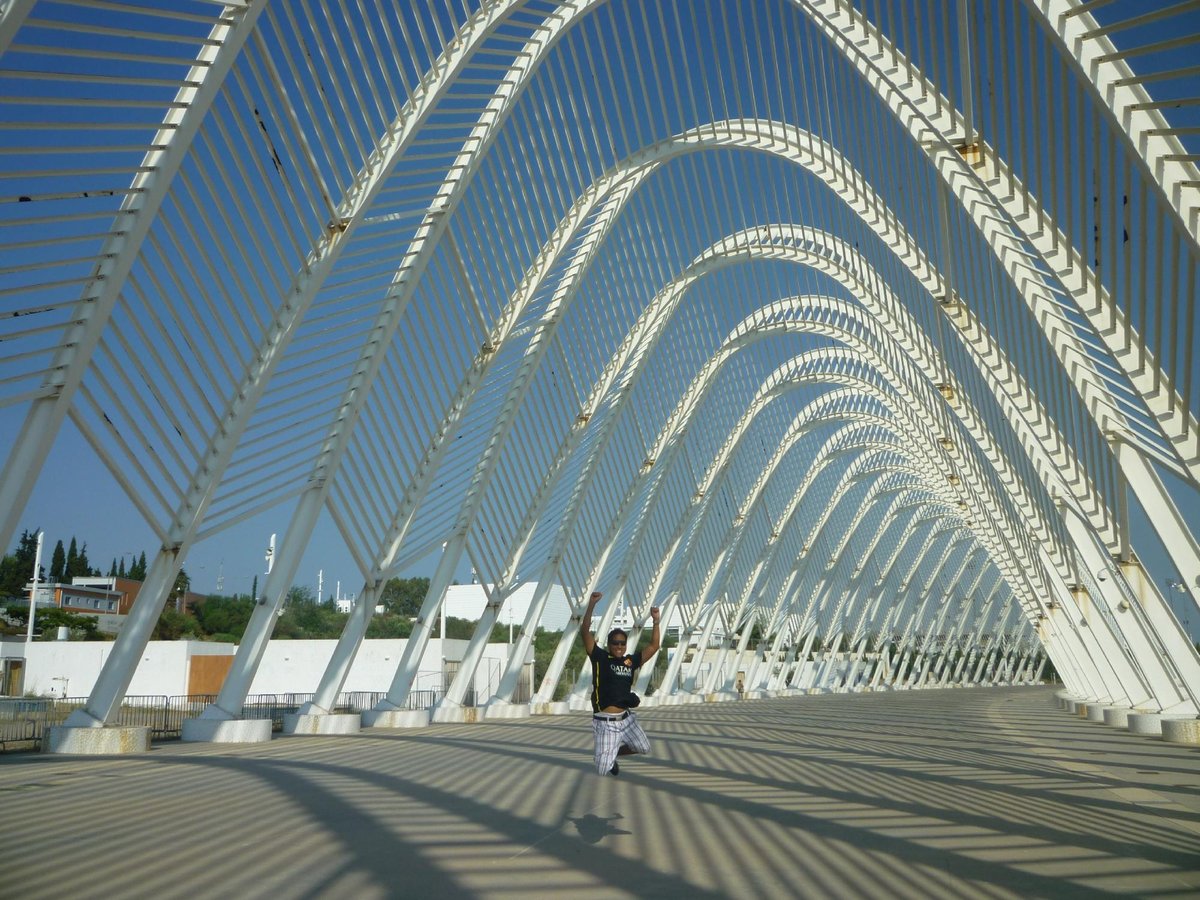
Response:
0,687,447,753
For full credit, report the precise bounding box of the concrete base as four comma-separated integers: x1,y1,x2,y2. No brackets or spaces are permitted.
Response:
1126,712,1195,736
431,704,479,724
1102,707,1132,728
181,717,273,743
1086,704,1110,723
1161,718,1200,745
529,701,571,716
281,713,361,735
639,695,661,708
360,708,430,728
43,725,151,755
484,700,533,720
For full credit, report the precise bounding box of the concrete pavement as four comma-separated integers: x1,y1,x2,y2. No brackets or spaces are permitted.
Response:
2,686,1198,898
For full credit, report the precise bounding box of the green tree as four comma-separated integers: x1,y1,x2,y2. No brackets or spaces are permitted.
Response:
172,568,191,597
118,557,127,578
128,551,147,581
108,558,117,577
443,616,476,640
153,606,201,640
0,530,42,599
70,541,93,578
286,584,315,605
531,628,587,701
49,539,66,582
65,537,78,579
275,586,347,638
366,613,413,639
379,576,429,616
193,595,254,640
34,607,101,641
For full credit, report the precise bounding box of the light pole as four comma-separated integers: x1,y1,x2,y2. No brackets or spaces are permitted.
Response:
25,531,43,644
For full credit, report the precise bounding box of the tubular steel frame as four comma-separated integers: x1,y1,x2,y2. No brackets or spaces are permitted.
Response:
0,0,1198,729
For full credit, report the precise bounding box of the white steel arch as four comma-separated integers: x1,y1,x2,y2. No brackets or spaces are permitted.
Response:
0,1,1197,746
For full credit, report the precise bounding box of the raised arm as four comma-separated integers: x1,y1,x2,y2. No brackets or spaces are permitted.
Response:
580,590,602,655
641,606,662,661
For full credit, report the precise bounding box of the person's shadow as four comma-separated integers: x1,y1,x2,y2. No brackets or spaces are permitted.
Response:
569,813,631,844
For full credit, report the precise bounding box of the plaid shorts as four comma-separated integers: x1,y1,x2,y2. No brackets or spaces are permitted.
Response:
592,709,650,774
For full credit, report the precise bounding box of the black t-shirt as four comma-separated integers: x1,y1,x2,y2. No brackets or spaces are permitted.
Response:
589,644,643,712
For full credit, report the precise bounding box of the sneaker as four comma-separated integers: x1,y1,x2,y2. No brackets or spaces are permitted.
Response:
609,760,619,776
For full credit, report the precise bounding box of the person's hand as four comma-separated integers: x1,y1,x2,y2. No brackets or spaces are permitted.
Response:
588,590,602,605
649,606,660,623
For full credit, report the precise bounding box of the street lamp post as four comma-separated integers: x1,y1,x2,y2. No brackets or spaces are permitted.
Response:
25,531,43,644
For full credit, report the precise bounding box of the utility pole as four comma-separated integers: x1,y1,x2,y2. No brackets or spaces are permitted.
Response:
25,531,43,643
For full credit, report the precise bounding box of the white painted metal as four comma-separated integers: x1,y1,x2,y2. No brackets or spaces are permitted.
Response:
2,0,1197,736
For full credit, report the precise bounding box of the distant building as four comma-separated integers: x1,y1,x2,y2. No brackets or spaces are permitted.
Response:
21,576,204,635
444,582,572,631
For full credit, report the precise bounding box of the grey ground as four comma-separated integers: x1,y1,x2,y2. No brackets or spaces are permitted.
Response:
2,686,1198,899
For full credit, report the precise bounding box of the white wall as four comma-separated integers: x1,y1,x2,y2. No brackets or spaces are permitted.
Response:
21,640,233,699
249,638,524,698
17,638,529,702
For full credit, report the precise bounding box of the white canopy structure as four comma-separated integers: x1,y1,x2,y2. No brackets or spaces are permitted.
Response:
1,0,1198,747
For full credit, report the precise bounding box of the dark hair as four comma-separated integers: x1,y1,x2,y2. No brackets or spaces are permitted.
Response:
607,628,628,644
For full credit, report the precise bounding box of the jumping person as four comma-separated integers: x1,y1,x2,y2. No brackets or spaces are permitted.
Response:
581,590,661,776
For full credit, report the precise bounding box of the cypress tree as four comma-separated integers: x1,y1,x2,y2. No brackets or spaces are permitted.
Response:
68,541,91,579
65,538,78,579
49,540,66,582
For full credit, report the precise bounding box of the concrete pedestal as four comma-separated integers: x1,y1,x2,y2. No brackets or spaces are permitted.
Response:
431,704,479,724
1161,718,1200,745
484,700,532,720
1102,707,1132,728
529,700,571,716
1126,712,1193,736
43,725,151,755
281,713,361,735
361,708,430,728
181,717,273,743
1085,704,1110,723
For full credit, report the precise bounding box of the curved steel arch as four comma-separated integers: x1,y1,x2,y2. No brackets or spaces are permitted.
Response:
1,1,1197,739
